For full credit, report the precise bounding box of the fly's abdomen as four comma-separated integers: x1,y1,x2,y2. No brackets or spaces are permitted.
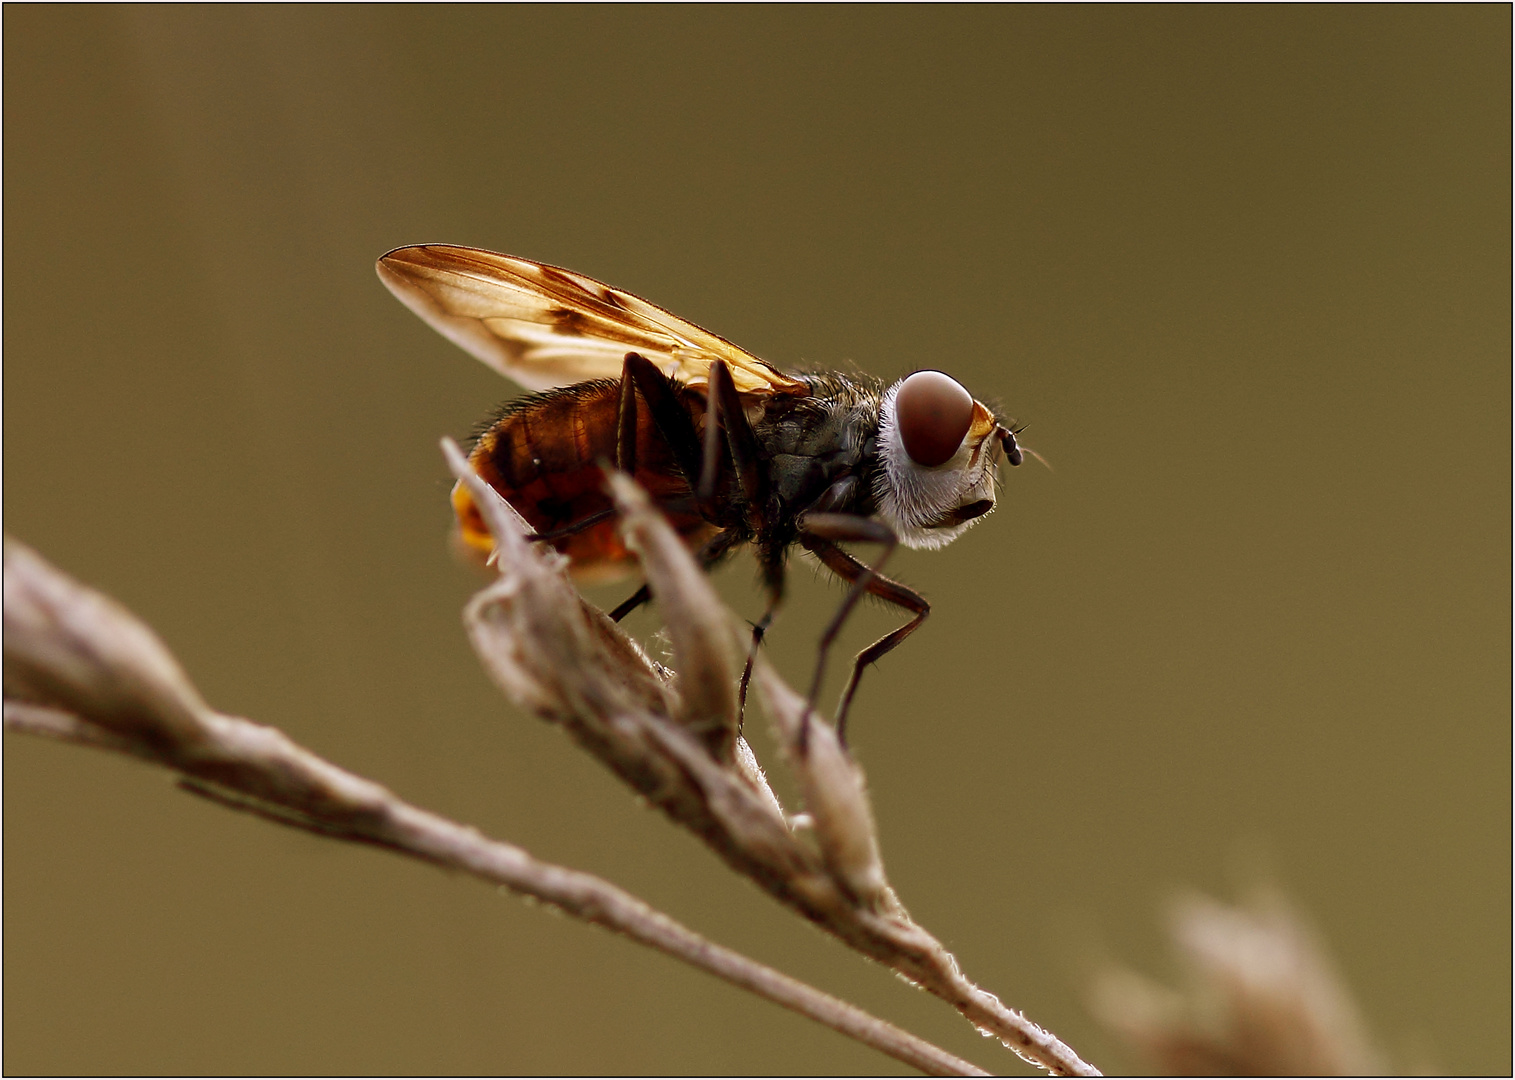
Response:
452,381,719,579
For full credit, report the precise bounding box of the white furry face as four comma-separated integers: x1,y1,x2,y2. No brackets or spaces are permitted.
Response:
873,378,1004,550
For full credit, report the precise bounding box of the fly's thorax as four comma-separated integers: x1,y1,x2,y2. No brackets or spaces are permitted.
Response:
752,375,882,514
873,376,1003,550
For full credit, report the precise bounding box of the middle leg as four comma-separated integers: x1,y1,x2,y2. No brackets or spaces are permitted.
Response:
797,516,930,747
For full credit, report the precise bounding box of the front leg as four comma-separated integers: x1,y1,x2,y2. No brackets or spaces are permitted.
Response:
797,513,929,747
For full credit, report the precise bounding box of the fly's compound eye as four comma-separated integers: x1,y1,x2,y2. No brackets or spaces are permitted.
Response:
896,370,974,467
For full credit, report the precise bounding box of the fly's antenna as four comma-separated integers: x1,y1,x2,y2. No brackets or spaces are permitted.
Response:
997,423,1052,472
994,424,1025,467
1022,445,1054,472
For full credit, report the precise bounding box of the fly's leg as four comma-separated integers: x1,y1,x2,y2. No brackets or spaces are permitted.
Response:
702,360,777,731
797,515,929,748
621,352,710,509
736,605,775,734
609,525,745,623
608,584,652,622
602,352,725,620
616,355,640,474
701,361,767,514
524,507,617,543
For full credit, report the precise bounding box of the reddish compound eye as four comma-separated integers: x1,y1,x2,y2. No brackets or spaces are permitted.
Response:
895,370,973,467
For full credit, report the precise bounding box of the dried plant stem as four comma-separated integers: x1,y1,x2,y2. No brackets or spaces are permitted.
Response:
2,540,986,1077
449,446,1099,1076
6,437,1102,1077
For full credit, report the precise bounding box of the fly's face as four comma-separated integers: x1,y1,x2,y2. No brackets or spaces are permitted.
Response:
873,370,1022,550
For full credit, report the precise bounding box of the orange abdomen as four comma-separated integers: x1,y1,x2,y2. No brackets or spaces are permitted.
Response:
452,382,718,580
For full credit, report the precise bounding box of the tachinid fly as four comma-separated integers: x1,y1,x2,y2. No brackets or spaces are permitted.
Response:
377,245,1023,742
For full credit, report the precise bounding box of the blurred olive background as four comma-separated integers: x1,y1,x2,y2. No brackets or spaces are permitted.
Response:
5,6,1508,1075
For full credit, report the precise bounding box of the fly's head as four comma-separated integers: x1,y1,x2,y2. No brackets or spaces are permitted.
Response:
874,370,1022,550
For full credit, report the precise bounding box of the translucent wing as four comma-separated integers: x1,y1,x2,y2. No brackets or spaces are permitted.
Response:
376,244,807,396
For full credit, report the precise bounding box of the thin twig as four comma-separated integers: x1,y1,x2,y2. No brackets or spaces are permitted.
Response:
2,540,988,1078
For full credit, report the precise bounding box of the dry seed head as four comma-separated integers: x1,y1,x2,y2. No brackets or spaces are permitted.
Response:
1090,889,1383,1076
3,538,212,746
608,472,742,761
752,658,893,911
733,734,788,826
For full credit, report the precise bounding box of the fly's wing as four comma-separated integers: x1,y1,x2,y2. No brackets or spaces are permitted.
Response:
377,244,808,396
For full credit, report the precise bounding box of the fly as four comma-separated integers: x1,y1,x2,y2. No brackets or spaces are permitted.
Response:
377,244,1023,744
